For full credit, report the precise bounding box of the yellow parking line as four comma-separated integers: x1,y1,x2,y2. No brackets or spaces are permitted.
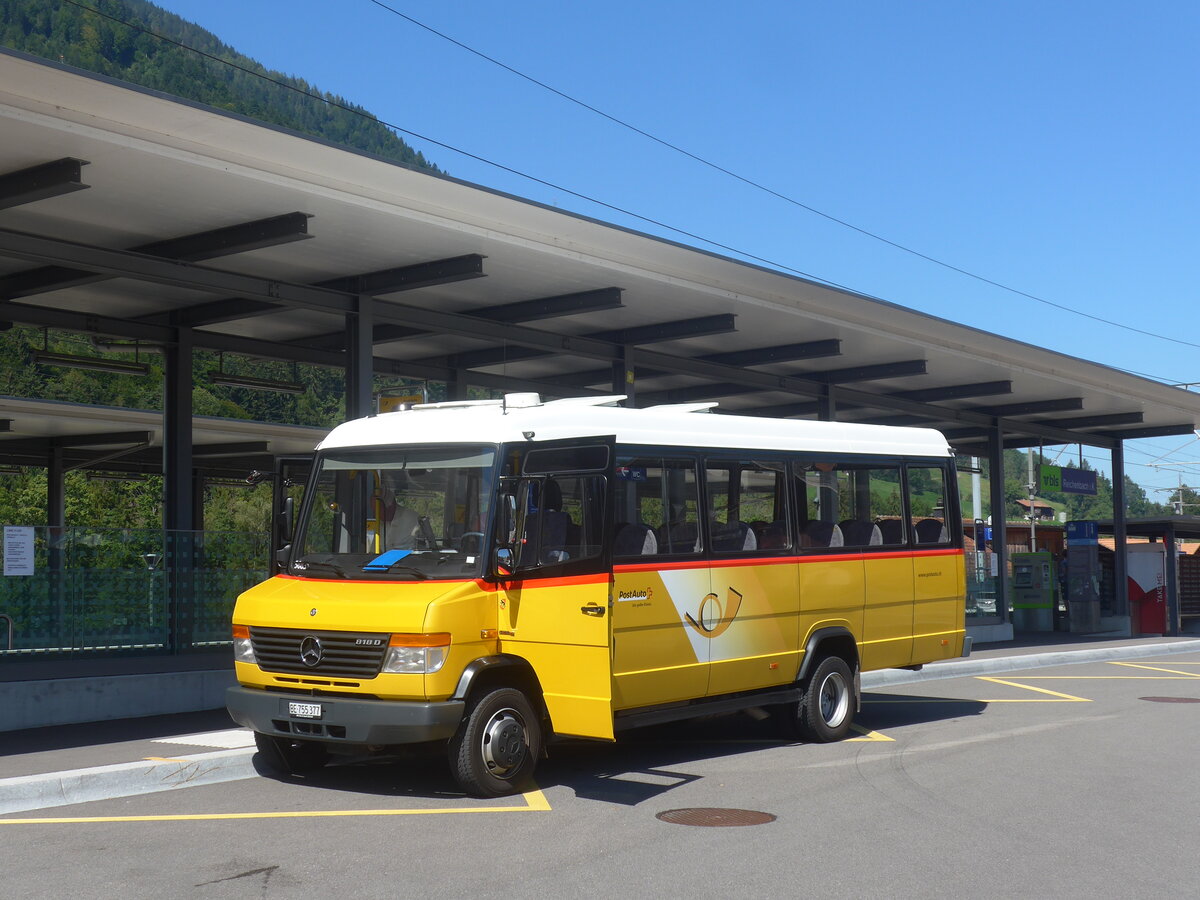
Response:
0,786,551,826
848,725,894,742
1108,662,1200,678
975,677,1091,702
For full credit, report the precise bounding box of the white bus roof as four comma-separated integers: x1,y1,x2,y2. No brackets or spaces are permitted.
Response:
317,394,954,459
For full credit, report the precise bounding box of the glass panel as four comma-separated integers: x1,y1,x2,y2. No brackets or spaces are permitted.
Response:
615,457,700,556
293,445,497,579
795,462,903,548
705,460,789,552
908,465,951,544
516,475,606,567
0,527,268,658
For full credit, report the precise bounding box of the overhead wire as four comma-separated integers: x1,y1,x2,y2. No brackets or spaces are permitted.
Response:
362,0,1200,354
56,0,863,296
56,0,1200,379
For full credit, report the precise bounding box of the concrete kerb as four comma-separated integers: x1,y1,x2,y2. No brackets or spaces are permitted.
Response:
862,639,1200,689
0,746,257,816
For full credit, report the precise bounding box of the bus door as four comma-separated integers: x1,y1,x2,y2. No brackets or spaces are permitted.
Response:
267,454,313,573
495,438,615,740
611,456,711,709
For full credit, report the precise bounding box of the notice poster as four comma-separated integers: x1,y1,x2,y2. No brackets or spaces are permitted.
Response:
3,526,35,576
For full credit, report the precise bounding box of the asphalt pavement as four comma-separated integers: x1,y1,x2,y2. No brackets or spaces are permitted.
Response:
4,630,1200,815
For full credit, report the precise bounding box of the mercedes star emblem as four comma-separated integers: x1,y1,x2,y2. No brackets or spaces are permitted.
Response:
299,635,323,668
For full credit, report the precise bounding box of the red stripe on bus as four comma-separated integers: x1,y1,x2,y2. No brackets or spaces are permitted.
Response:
616,547,963,573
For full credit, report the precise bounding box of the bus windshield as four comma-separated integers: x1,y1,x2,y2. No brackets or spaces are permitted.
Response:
291,445,497,580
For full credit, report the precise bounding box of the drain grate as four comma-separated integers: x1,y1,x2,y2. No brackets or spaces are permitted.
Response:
1140,696,1200,703
656,807,776,827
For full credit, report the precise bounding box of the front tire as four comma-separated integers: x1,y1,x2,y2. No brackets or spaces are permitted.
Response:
790,655,855,742
449,687,541,798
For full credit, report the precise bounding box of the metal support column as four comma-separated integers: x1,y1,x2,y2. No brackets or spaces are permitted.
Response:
47,444,65,646
817,384,836,422
164,325,194,653
345,293,374,419
613,345,635,407
1165,522,1181,636
447,370,468,402
987,422,1009,625
1112,441,1129,622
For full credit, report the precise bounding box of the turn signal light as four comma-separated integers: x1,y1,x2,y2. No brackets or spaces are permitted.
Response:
231,623,256,664
382,632,451,674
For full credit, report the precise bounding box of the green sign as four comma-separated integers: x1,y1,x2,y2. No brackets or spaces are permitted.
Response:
1039,464,1062,493
1039,463,1098,495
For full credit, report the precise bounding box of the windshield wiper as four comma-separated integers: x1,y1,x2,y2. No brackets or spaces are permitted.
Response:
294,559,348,579
375,562,430,580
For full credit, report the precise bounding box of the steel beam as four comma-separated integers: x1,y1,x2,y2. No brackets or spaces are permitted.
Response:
0,213,312,300
555,338,844,389
970,397,1084,417
295,286,623,352
0,228,1152,449
802,359,928,384
0,158,89,211
419,313,737,372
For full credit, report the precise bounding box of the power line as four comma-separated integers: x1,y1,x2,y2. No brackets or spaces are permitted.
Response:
54,1,1200,379
362,1,1200,353
57,0,864,295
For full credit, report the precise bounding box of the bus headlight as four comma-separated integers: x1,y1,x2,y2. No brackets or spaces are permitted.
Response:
382,633,451,674
232,624,256,664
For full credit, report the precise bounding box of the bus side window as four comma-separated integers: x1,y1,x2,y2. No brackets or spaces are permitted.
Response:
794,461,844,549
615,457,700,556
907,465,951,544
705,459,789,553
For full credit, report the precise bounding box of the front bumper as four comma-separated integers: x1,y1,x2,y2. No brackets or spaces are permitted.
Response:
226,685,465,745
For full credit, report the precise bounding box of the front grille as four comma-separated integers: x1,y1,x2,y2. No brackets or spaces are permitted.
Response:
250,626,388,678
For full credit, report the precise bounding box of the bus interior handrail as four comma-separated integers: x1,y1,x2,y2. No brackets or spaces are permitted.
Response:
0,614,12,652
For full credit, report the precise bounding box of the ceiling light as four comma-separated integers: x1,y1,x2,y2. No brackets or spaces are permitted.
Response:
31,350,149,376
207,370,305,394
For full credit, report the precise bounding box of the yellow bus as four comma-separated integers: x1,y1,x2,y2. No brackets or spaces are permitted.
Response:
227,393,968,796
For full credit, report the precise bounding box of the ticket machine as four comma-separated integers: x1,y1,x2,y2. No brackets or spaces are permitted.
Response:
1009,551,1056,631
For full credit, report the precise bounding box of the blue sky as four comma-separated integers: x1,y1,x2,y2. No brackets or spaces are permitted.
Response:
157,0,1200,496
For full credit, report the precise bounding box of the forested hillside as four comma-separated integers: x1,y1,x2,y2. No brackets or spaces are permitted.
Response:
0,1,445,530
0,0,439,172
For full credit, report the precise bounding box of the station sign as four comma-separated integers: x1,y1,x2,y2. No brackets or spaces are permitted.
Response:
1065,520,1099,545
1040,464,1097,495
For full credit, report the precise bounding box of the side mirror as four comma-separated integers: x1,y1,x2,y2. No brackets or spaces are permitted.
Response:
493,546,513,579
278,496,295,543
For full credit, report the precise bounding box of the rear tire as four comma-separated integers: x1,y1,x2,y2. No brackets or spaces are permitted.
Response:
254,732,329,775
797,655,855,742
449,687,541,798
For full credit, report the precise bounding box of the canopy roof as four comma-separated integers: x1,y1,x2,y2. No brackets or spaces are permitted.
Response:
2,47,1198,476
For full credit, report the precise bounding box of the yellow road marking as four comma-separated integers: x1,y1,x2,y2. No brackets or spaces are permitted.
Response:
0,786,551,826
1108,662,1200,678
848,724,894,742
975,677,1091,702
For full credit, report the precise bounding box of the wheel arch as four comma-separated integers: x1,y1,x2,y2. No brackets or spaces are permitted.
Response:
796,626,860,684
451,655,546,716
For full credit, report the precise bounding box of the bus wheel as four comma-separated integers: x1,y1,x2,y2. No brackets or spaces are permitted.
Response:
795,655,855,743
254,732,329,775
449,687,541,798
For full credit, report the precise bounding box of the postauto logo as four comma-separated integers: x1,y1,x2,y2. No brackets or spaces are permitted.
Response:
685,587,743,639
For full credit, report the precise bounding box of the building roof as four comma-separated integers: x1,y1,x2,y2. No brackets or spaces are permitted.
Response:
2,47,1200,474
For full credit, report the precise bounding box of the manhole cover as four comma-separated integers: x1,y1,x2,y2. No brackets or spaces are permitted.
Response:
656,808,776,827
1140,696,1200,703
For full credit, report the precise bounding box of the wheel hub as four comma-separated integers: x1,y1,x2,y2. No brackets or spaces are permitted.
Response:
819,672,849,727
481,709,526,774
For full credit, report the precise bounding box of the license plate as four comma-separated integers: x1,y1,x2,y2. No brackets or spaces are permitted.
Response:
288,701,322,719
